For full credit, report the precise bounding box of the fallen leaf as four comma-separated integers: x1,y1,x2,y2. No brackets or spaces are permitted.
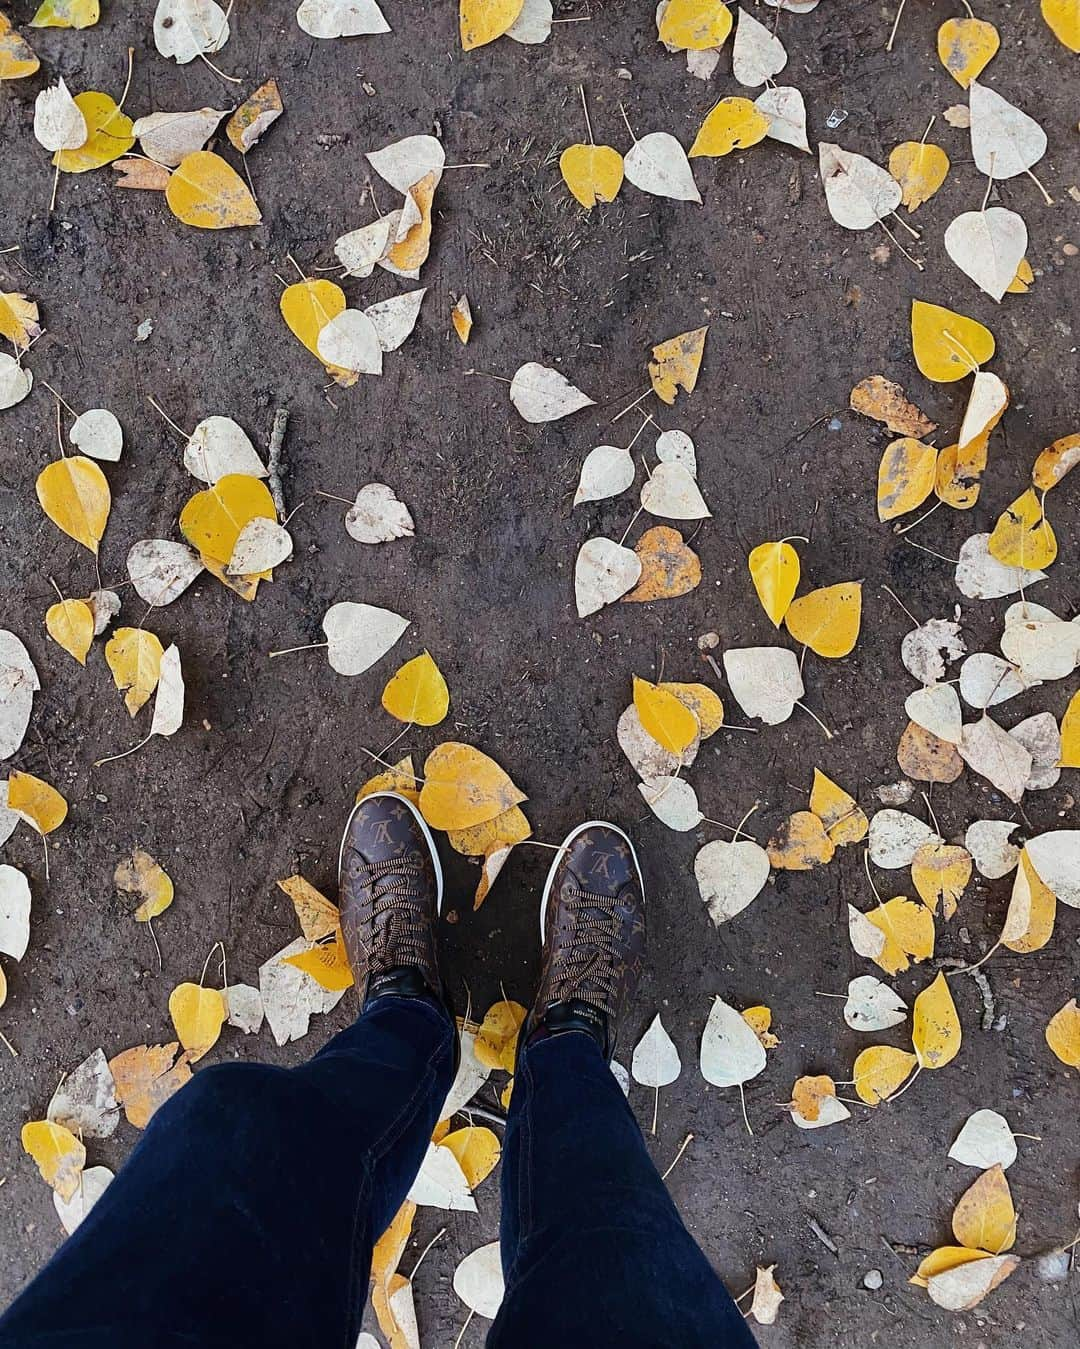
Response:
655,428,696,473
638,775,703,831
748,539,800,626
560,143,624,208
1045,998,1080,1067
259,936,347,1045
926,1253,1019,1310
877,437,937,519
69,407,122,462
459,0,522,48
34,79,88,152
575,537,641,616
622,526,701,602
639,461,710,519
889,139,950,211
956,371,1009,480
945,207,1027,303
1042,0,1080,51
0,864,31,960
45,598,94,665
850,375,936,438
785,581,862,658
8,771,67,835
441,1125,500,1191
959,715,1032,803
364,288,426,352
659,681,724,736
453,1241,504,1319
819,142,901,230
446,805,531,859
767,811,835,870
1032,431,1080,492
789,1074,836,1124
810,769,868,845
53,92,133,173
154,0,229,62
749,1264,785,1323
1000,849,1056,953
912,971,962,1069
440,1025,491,1121
451,293,473,343
474,999,527,1071
897,721,964,784
228,517,293,573
574,444,635,505
108,1042,192,1128
648,327,708,404
852,1044,918,1104
506,0,553,45
902,617,965,686
1010,711,1062,790
949,1109,1018,1170
623,131,701,202
689,97,769,156
723,646,804,724
966,819,1020,879
863,896,935,975
0,14,39,79
618,702,698,778
315,308,382,376
959,653,1035,710
0,632,39,761
104,627,163,716
912,841,971,917
114,847,174,922
633,676,699,754
36,456,110,553
868,809,940,868
21,1120,85,1201
321,601,410,676
732,6,786,87
184,416,266,484
741,1005,778,1049
911,299,995,384
509,362,594,423
988,488,1057,570
383,170,437,274
937,16,999,88
970,80,1047,180
844,975,907,1031
420,743,525,831
700,995,767,1087
1026,830,1080,909
53,1165,113,1234
227,79,282,153
659,0,733,50
84,588,120,635
695,838,771,925
146,642,182,739
280,278,356,384
956,533,1047,599
953,1165,1016,1253
283,936,354,991
47,1048,119,1138
754,85,809,152
179,474,277,567
631,1013,682,1088
126,539,204,608
0,293,40,350
113,157,170,189
382,651,449,727
344,483,414,544
298,0,389,37
133,107,227,166
0,355,33,409
168,982,227,1062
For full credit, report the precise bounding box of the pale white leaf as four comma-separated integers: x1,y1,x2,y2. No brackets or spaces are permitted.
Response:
754,86,809,152
334,216,396,278
126,540,204,608
574,445,635,506
224,983,264,1034
748,1265,785,1323
345,483,415,544
616,703,698,779
86,589,121,636
296,0,390,39
1026,830,1080,909
959,715,1032,803
386,1281,419,1349
47,1049,119,1139
867,809,940,868
927,1254,1018,1311
183,416,267,484
362,288,426,352
132,108,227,167
322,601,409,676
631,1013,682,1088
624,132,701,203
790,1094,850,1130
0,864,31,961
955,533,1046,600
34,80,87,153
510,362,594,423
965,819,1020,880
0,784,18,849
959,652,1037,709
687,47,721,80
819,142,901,230
843,975,908,1031
0,632,39,761
722,646,804,725
654,429,696,474
407,1142,477,1211
228,518,293,574
958,372,1009,454
439,1026,490,1121
453,1242,504,1318
905,683,962,745
700,996,767,1087
695,839,770,925
574,537,641,618
258,936,347,1045
1010,712,1060,792
1000,611,1079,683
70,408,122,463
944,207,1027,303
970,80,1047,180
316,309,383,375
150,644,185,739
848,904,886,960
638,776,703,831
53,1166,112,1235
365,133,443,192
732,6,787,88
154,0,230,63
949,1109,1018,1170
506,0,552,44
611,1060,630,1095
640,462,710,520
901,618,965,685
0,355,33,410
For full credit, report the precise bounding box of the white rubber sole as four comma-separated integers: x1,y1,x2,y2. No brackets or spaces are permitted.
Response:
538,819,643,942
338,790,444,914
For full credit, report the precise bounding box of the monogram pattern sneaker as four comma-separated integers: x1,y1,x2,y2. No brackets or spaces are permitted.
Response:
338,791,444,1007
522,820,646,1062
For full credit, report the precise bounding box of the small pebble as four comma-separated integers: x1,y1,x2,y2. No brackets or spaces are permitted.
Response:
1036,1249,1070,1283
697,631,720,650
863,1269,883,1290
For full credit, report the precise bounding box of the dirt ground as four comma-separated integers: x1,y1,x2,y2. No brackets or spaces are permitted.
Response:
1,1,1078,1344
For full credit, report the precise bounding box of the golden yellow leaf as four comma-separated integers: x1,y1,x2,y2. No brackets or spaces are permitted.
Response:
500,1078,514,1110
0,14,40,79
283,936,355,991
447,805,532,857
864,896,935,976
850,375,936,439
937,16,999,87
168,982,227,1063
767,811,835,871
742,1005,779,1049
54,91,133,173
560,143,624,208
385,170,437,273
371,1202,416,1349
8,771,68,834
934,443,980,510
809,768,868,846
911,300,995,383
0,292,41,349
688,97,769,158
888,140,950,211
45,598,94,665
279,278,356,386
199,553,262,601
987,488,1057,570
36,456,111,554
30,0,99,27
1002,850,1056,953
658,682,724,738
911,842,971,918
877,438,937,521
1045,998,1080,1067
622,526,701,603
109,1041,192,1129
659,0,733,50
226,78,282,153
748,540,800,627
1006,257,1034,294
1032,431,1080,492
381,651,450,727
441,1126,501,1188
21,1120,85,1201
0,965,6,1011
115,847,175,923
1059,690,1080,768
897,722,964,785
784,581,862,658
912,972,962,1069
276,874,339,943
165,151,261,229
104,627,164,716
852,1044,918,1105
459,0,523,48
356,755,421,806
952,1165,1016,1253
648,327,708,405
419,742,526,831
1042,0,1080,51
451,294,473,344
790,1074,836,1123
179,473,277,568
910,1246,993,1287
633,676,700,754
475,999,527,1071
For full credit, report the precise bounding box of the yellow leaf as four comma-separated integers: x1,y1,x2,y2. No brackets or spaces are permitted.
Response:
809,768,868,846
888,140,950,211
987,488,1057,570
381,651,450,727
659,0,733,50
1006,257,1034,294
21,1120,85,1201
850,374,936,439
451,294,473,344
114,848,174,923
1060,690,1080,768
937,16,999,87
165,151,261,229
356,755,421,807
0,292,41,349
623,526,702,603
742,1005,779,1049
0,14,40,79
36,456,111,554
911,300,995,383
852,1044,918,1105
45,598,94,665
1001,850,1056,954
658,682,724,738
877,438,937,521
911,842,971,918
179,473,277,567
647,327,708,405
632,676,700,754
385,170,437,273
0,965,6,1011
419,742,526,831
864,896,935,976
767,811,835,870
748,540,800,627
226,78,282,153
54,92,134,173
104,627,164,716
8,771,68,835
912,971,962,1069
199,553,262,601
560,143,624,208
475,999,527,1071
283,936,355,991
790,1074,836,1122
952,1165,1016,1253
1042,0,1080,51
934,443,980,510
1032,431,1080,492
500,1077,514,1110
784,581,862,658
30,0,99,27
168,982,227,1063
459,0,524,48
911,1245,994,1287
688,97,769,158
371,1202,416,1349
440,1126,501,1188
279,278,355,385
447,805,532,857
109,1042,192,1129
1046,998,1080,1068
276,874,339,943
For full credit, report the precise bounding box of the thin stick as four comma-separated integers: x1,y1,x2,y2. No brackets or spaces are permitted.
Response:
146,916,162,973
885,0,906,52
888,210,921,241
49,164,60,216
879,218,924,270
921,116,935,144
885,1063,922,1103
94,732,152,767
661,1132,694,1180
921,790,940,837
618,506,643,547
55,403,65,457
579,84,594,145
863,849,883,906
904,538,960,564
40,381,77,417
315,490,354,506
268,642,328,658
618,102,636,144
442,162,491,170
0,1030,17,1058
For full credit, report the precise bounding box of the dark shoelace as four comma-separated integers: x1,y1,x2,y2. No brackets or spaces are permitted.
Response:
351,854,430,974
548,885,624,1016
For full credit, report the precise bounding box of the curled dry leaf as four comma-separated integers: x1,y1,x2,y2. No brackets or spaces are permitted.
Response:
1032,431,1080,491
9,770,68,835
109,1043,192,1128
850,375,936,438
451,293,473,343
754,86,809,152
749,1265,785,1323
227,79,283,154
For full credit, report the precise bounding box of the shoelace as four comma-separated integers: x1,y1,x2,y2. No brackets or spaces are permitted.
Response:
549,885,624,1016
351,854,430,974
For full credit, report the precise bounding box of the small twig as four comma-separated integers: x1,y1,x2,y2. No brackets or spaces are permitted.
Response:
661,1132,694,1181
266,407,289,518
808,1216,839,1256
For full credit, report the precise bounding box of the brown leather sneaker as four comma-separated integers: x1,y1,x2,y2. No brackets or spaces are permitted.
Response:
522,820,646,1061
338,791,444,1007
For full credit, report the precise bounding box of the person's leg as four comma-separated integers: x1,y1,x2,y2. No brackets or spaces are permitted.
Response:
489,821,757,1349
0,791,454,1349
